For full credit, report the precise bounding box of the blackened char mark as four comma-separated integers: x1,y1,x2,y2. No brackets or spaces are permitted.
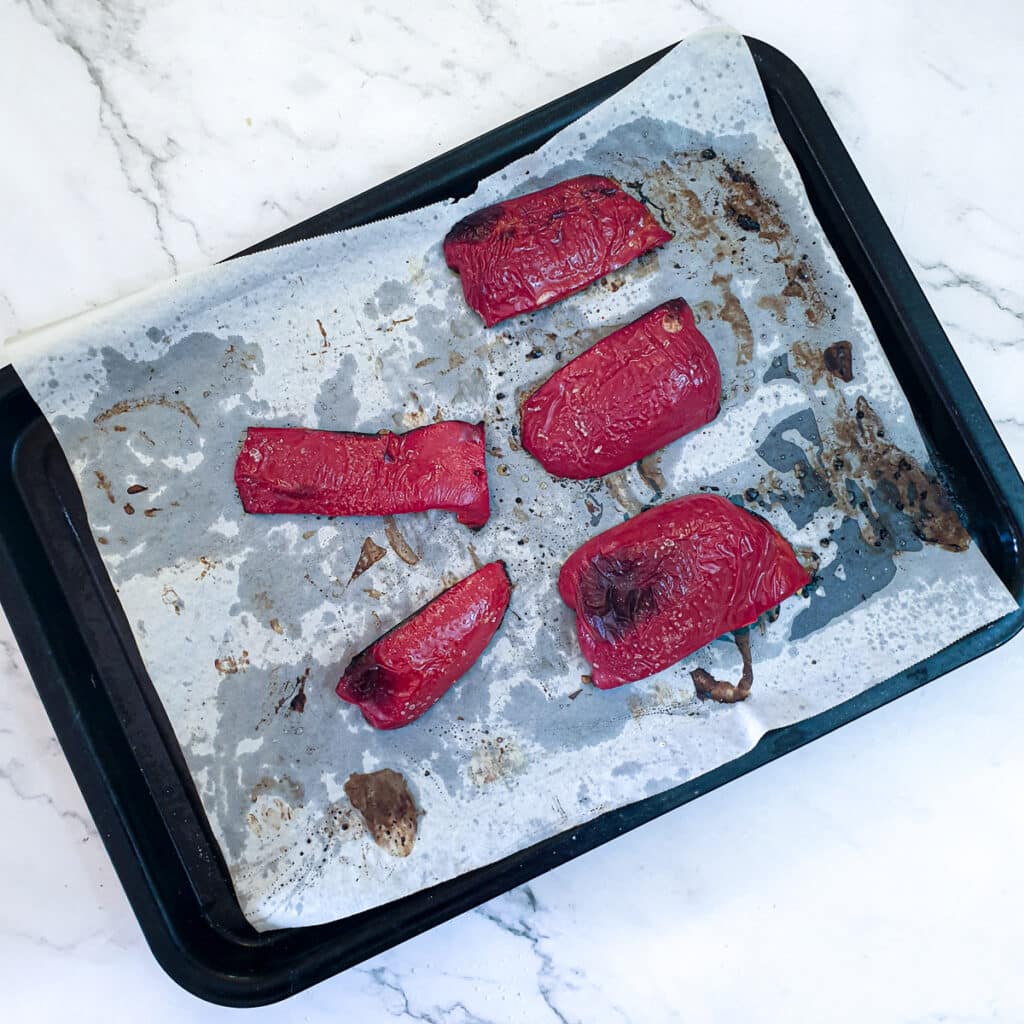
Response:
578,552,660,642
340,649,379,701
444,204,506,247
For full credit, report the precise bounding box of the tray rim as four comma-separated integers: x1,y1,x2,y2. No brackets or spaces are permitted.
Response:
1,36,1022,1006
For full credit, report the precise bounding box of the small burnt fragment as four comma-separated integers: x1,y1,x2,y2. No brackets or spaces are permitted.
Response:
823,341,854,382
344,768,419,857
692,630,754,703
350,536,388,582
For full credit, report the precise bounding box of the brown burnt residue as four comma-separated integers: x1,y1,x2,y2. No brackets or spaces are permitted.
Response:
142,507,162,518
161,586,184,616
814,396,970,552
791,341,854,387
269,617,284,635
126,483,148,495
710,272,754,364
94,470,116,504
692,630,754,703
718,161,788,246
94,395,200,428
756,294,788,323
316,318,329,349
675,185,716,244
384,517,419,565
440,570,460,588
415,356,437,369
603,472,642,516
251,774,305,805
349,536,388,583
344,768,419,857
790,341,829,385
123,502,135,515
823,341,854,382
197,555,220,581
781,259,830,325
637,453,667,498
646,151,833,329
215,651,249,675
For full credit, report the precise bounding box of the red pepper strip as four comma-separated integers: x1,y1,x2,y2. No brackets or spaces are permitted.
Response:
337,561,512,729
521,299,721,479
234,421,490,528
559,495,809,689
443,175,673,327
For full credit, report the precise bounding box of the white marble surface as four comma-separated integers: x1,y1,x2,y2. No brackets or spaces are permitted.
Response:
1,0,1022,1019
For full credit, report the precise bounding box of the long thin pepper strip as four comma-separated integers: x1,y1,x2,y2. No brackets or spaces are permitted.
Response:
234,421,490,527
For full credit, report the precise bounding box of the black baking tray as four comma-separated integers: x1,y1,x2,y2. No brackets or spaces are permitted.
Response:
2,38,1022,1006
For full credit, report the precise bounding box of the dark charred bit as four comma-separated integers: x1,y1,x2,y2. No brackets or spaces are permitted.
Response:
827,396,971,553
289,677,307,713
124,502,135,515
823,341,854,382
722,161,757,186
274,666,311,715
339,650,379,702
568,689,583,700
349,536,388,583
692,630,753,703
729,206,761,232
126,483,148,495
344,768,419,857
578,552,660,642
444,204,505,247
700,147,717,160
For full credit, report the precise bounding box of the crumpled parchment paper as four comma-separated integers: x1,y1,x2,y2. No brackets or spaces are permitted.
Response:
8,29,1017,931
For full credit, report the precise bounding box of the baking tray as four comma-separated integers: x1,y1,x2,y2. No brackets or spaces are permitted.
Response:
2,38,1022,1007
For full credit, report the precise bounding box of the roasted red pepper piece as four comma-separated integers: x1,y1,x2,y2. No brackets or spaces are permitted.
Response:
443,175,673,327
234,421,490,527
559,495,809,689
521,299,721,479
336,561,512,729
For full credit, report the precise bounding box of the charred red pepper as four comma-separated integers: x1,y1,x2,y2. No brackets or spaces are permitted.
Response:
521,299,721,479
337,561,512,729
443,175,673,327
559,495,809,689
234,421,490,527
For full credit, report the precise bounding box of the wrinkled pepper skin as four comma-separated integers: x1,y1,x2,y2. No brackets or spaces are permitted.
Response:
443,175,673,327
337,561,512,729
559,495,809,689
235,421,490,527
521,299,721,479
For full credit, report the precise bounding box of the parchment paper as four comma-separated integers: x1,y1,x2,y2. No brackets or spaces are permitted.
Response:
8,29,1016,931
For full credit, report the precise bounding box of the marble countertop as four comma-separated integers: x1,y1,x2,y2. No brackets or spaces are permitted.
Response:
2,1,1022,1020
